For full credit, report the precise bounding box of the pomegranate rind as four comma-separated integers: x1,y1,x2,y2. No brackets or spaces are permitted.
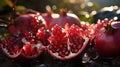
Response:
47,36,89,60
0,44,22,58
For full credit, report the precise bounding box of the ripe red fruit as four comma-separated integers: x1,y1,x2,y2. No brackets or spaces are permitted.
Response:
1,31,45,59
94,19,120,57
20,31,45,59
8,24,17,35
81,19,110,43
1,35,23,58
36,27,50,46
8,14,35,35
49,9,81,29
81,22,97,42
41,11,59,29
30,13,46,33
8,13,46,35
47,24,89,60
22,43,45,59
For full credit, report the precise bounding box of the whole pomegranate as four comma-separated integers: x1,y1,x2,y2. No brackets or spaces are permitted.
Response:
94,19,120,57
47,24,89,60
49,9,81,29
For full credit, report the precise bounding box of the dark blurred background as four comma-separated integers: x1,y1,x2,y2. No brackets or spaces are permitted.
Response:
16,0,120,12
0,0,120,23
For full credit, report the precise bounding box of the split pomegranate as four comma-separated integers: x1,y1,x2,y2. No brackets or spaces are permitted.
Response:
49,9,81,29
19,31,45,59
1,35,23,58
1,31,45,59
47,24,89,60
1,13,47,59
94,19,120,57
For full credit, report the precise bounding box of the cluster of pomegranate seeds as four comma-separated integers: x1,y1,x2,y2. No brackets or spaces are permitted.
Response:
30,13,46,33
1,35,23,58
48,25,68,57
47,24,89,60
36,27,50,46
68,25,85,53
95,18,109,32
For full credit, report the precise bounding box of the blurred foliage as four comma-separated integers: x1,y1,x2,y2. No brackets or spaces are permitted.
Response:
2,0,120,24
0,0,7,7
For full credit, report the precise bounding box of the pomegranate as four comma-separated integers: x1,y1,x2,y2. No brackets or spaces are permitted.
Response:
47,24,89,60
30,13,46,33
8,13,46,35
81,22,97,42
21,40,45,59
1,35,23,58
36,27,50,46
1,31,45,59
94,19,120,57
8,14,35,35
41,11,59,29
49,9,81,29
81,19,110,42
1,13,47,59
18,31,45,59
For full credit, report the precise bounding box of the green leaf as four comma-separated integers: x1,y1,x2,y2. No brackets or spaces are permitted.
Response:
0,0,7,7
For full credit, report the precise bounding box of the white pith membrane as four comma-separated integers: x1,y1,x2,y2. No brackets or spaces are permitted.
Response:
48,34,89,60
1,41,22,58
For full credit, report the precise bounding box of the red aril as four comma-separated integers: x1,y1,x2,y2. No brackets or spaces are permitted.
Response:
20,31,45,59
47,24,89,60
1,29,46,59
36,27,50,46
1,35,23,58
21,42,45,59
83,23,97,42
30,13,46,33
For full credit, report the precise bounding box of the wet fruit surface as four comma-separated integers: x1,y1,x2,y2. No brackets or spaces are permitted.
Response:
0,3,120,66
47,24,89,60
94,20,120,57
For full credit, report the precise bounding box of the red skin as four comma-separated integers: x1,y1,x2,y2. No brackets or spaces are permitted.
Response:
94,26,120,57
8,14,36,34
41,12,53,29
50,10,81,29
